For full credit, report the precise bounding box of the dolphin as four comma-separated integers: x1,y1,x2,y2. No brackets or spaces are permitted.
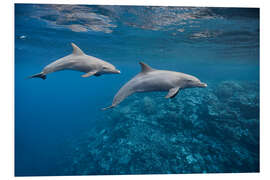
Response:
103,62,207,110
29,43,120,80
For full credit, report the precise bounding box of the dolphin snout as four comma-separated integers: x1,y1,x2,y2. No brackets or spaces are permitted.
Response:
114,69,121,74
200,82,207,88
109,69,121,74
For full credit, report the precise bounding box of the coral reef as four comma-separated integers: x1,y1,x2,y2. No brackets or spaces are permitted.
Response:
60,80,259,175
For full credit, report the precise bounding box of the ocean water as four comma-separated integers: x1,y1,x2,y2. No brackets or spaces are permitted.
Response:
15,4,259,176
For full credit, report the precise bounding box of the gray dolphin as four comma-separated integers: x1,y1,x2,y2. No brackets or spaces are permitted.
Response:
103,62,207,110
29,43,120,80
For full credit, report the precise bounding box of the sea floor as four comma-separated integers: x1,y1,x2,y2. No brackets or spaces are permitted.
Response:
57,80,259,175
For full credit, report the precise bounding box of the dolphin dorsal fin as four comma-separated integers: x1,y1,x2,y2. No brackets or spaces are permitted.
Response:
71,43,85,55
139,62,154,73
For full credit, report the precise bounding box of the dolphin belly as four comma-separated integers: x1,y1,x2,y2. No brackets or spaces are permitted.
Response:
43,57,92,74
134,74,176,93
68,61,94,73
109,75,173,108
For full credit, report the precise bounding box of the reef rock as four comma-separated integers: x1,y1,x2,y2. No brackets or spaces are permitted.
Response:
60,80,259,175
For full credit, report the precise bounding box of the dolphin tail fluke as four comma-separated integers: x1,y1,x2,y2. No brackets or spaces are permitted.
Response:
102,105,115,110
28,72,47,80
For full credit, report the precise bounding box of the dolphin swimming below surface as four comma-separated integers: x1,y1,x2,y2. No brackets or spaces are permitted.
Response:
29,43,120,80
103,62,207,110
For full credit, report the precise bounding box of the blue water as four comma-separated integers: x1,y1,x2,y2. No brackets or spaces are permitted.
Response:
15,4,259,176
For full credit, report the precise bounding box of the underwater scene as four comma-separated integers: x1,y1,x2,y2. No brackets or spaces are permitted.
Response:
15,4,259,176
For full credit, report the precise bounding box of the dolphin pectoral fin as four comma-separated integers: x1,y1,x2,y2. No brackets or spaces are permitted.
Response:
81,70,98,78
165,87,180,99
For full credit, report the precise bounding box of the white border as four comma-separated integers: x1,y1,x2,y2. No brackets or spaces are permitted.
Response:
13,0,261,7
2,0,269,180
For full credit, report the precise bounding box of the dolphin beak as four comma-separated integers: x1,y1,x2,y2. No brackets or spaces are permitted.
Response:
113,69,121,74
200,82,207,88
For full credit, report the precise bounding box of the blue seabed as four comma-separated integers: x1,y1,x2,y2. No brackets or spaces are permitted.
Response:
15,4,259,176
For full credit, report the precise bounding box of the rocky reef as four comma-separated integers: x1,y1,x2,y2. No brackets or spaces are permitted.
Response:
60,80,259,175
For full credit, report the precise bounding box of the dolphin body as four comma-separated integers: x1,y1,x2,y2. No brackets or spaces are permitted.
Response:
29,43,120,80
103,62,207,110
